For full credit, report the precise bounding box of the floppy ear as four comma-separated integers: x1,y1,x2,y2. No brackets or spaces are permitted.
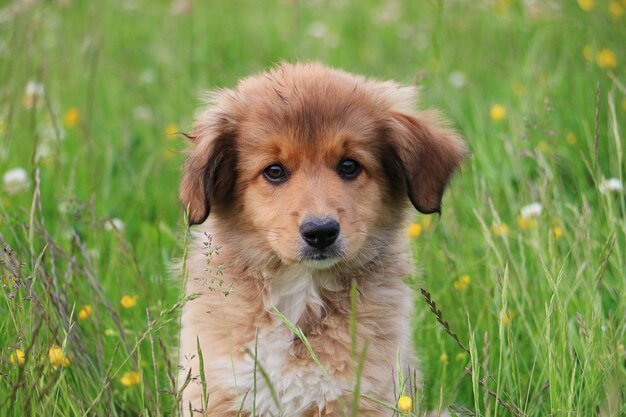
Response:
385,111,468,214
180,110,238,225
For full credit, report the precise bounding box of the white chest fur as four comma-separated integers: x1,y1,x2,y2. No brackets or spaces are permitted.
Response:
228,267,343,417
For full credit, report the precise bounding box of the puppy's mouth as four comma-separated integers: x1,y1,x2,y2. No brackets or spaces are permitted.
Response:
298,246,344,269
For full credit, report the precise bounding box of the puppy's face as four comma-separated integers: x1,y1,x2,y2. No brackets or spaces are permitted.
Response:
235,123,390,268
180,63,467,269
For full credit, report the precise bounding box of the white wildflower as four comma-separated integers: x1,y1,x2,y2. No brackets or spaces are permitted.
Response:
374,1,401,26
87,248,100,260
35,142,53,162
308,22,328,39
599,178,623,194
3,167,29,194
133,106,153,121
520,202,542,219
139,68,156,85
448,71,466,88
39,122,65,142
104,218,125,232
23,81,45,109
25,81,45,97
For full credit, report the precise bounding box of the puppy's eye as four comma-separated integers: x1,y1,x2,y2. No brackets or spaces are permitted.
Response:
338,159,361,179
263,164,287,183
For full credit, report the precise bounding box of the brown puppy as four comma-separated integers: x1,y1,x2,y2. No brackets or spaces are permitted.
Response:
178,62,467,416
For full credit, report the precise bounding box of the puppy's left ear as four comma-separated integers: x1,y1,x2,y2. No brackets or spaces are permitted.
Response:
385,111,468,214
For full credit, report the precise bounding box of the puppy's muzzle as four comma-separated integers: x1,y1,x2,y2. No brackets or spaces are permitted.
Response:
299,218,340,249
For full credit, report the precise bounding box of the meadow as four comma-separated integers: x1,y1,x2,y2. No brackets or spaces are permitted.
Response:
1,0,625,416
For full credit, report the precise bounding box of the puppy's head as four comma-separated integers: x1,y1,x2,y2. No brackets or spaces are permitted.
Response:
180,63,467,269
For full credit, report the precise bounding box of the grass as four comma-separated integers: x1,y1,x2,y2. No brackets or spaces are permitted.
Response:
1,0,625,416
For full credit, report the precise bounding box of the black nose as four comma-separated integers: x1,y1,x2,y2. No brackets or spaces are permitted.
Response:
299,218,340,249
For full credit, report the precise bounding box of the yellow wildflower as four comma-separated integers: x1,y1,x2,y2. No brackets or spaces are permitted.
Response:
552,226,563,239
453,274,471,291
165,123,179,139
78,305,93,320
64,108,80,127
49,346,70,367
566,132,577,145
583,46,593,62
439,353,449,363
9,349,25,366
455,352,467,362
407,223,422,239
490,104,506,123
397,395,412,413
578,0,594,11
120,295,138,308
491,223,509,237
516,216,537,231
453,281,467,291
596,49,617,69
609,1,624,17
120,370,141,387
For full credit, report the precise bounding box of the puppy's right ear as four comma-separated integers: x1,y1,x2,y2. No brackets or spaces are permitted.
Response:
180,103,238,225
384,111,468,214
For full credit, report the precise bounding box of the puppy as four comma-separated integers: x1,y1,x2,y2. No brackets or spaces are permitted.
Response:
178,62,467,416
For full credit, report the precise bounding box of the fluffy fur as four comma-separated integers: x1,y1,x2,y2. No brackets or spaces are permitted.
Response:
178,62,467,416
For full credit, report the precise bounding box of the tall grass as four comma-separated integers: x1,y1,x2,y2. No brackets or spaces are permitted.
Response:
1,1,624,416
